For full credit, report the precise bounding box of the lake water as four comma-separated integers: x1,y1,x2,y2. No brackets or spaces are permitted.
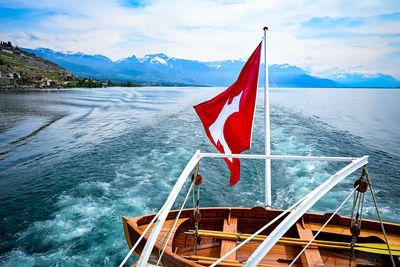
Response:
0,87,399,266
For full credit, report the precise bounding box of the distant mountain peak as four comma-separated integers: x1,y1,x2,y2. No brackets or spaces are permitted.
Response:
139,53,170,65
20,46,400,88
117,55,138,63
206,63,222,69
145,53,168,58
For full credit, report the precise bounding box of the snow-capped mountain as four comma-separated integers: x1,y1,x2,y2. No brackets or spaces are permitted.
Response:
138,53,169,65
329,72,400,88
21,47,400,87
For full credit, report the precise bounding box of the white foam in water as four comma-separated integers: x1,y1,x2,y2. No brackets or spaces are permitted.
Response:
1,87,399,266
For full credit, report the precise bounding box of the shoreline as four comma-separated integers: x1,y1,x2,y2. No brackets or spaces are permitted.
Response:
0,85,106,92
0,87,79,92
1,85,399,92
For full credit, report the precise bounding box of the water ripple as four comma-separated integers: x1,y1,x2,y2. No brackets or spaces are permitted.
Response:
0,87,399,266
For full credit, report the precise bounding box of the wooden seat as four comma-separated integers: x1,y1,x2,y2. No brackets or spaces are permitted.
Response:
220,214,238,261
296,220,324,266
186,255,279,267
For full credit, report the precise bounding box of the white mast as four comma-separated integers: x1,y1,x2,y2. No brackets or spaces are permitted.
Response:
264,26,272,208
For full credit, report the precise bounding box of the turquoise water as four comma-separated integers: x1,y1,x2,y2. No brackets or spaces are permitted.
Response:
0,87,399,266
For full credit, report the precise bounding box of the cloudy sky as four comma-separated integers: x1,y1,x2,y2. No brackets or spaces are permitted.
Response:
0,0,399,78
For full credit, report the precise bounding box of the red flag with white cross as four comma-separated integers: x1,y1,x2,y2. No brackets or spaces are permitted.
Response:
194,42,261,186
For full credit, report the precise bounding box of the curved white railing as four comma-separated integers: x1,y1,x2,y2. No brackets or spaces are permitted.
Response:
136,150,202,266
243,155,368,267
121,151,368,267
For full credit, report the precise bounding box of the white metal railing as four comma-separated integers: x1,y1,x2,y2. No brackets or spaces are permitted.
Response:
200,152,358,162
288,185,360,267
135,150,202,266
121,151,368,267
243,155,368,266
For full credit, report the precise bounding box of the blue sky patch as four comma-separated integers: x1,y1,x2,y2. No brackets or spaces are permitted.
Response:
384,50,400,57
120,0,147,8
0,8,48,30
301,16,364,29
378,12,400,21
0,7,33,19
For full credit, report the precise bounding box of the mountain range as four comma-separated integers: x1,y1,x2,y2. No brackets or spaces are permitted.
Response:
21,47,400,88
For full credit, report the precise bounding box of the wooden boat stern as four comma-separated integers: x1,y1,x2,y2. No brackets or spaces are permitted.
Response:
123,207,400,266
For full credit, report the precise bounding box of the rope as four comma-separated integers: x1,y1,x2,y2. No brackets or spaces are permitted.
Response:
350,189,358,224
191,229,400,250
359,192,365,226
156,179,196,266
193,179,201,254
350,236,357,264
209,194,309,267
120,163,199,267
189,163,201,255
289,185,359,267
363,165,396,267
192,181,198,255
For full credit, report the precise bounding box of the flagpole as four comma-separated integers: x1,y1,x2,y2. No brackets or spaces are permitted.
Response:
264,26,272,209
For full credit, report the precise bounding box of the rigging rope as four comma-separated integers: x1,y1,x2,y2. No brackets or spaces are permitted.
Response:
349,177,366,264
120,163,200,267
156,177,196,266
363,165,396,267
119,205,166,267
192,166,202,255
347,166,372,265
209,194,309,267
156,163,201,266
289,185,359,267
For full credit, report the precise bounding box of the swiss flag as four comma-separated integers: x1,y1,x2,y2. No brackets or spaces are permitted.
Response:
194,42,262,186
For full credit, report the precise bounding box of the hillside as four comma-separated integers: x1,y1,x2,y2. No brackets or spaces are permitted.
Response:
0,41,76,88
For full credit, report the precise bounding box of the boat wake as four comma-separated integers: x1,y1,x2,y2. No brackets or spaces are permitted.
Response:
0,87,399,266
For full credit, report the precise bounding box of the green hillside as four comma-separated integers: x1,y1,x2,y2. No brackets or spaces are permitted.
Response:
0,41,81,88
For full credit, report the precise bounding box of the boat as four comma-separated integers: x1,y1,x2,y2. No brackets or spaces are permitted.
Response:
120,28,400,266
123,207,400,266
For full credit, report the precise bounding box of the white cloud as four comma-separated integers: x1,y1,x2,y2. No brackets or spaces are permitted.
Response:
1,0,400,78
